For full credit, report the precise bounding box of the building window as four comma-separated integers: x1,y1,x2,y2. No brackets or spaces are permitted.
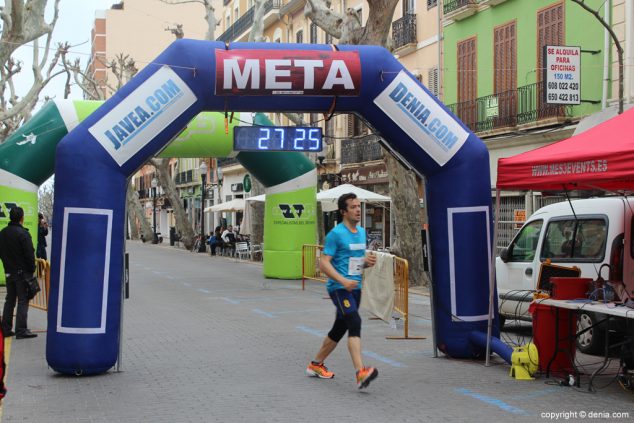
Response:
537,2,564,116
347,114,366,137
404,0,415,15
537,2,564,79
427,66,439,97
273,27,283,43
457,36,477,127
234,6,239,21
494,21,517,125
427,0,437,9
225,15,230,30
296,29,303,44
310,23,318,44
326,33,333,44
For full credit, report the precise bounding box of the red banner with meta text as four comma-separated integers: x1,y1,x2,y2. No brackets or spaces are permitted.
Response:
215,49,361,96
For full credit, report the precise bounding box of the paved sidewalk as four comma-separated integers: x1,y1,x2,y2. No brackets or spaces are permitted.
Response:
1,241,632,422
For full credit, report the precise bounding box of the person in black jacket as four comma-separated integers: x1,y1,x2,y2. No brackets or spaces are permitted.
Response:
0,207,37,339
36,212,48,260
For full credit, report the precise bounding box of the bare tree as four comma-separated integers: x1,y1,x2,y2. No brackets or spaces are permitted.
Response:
156,2,222,249
166,24,185,39
305,0,426,286
150,157,197,249
127,183,154,241
38,182,54,219
159,0,219,40
0,0,68,141
571,0,625,114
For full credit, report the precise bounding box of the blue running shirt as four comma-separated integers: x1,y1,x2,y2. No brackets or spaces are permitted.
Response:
323,223,367,293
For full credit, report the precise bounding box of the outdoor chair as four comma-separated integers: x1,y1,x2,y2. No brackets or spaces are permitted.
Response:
251,244,263,261
235,242,250,260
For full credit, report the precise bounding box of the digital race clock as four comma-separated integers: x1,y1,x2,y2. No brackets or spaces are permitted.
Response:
233,126,323,152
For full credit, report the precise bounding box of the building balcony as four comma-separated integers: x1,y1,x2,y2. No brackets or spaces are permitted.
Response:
446,81,573,135
392,14,417,54
341,135,383,165
280,0,305,16
479,0,507,7
217,157,240,168
443,0,478,21
217,0,282,43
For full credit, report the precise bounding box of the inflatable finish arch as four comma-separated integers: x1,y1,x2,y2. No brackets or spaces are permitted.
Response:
49,40,499,374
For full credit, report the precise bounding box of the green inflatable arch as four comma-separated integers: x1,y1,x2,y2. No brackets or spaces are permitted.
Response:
0,100,317,281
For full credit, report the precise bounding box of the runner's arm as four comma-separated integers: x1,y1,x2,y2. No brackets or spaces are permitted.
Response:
319,254,358,291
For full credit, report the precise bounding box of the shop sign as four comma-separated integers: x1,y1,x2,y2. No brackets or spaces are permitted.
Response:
243,174,252,193
340,164,388,185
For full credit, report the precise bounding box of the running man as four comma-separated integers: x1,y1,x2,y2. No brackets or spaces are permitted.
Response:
306,193,378,389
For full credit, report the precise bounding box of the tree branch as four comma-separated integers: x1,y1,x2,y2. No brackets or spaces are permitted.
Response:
571,0,624,114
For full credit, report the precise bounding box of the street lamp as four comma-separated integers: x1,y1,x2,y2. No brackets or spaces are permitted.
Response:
151,177,158,244
215,166,224,227
198,160,208,253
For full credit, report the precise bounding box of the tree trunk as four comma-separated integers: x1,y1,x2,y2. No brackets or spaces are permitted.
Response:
249,177,265,253
151,158,196,249
384,153,426,287
307,0,424,284
126,182,152,241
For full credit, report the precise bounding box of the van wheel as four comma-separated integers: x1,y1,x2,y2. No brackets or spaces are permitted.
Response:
576,312,606,355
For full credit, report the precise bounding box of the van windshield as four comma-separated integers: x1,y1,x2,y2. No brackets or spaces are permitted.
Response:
540,218,607,261
509,220,543,261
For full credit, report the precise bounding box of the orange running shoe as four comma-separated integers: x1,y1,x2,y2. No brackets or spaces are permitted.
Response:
306,361,335,379
356,367,378,389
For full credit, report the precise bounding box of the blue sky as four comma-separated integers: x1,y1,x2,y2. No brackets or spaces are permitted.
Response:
11,0,115,105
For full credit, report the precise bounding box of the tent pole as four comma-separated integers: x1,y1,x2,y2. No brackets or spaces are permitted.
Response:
485,189,501,366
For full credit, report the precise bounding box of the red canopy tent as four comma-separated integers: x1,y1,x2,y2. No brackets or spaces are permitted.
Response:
485,108,634,358
497,107,634,191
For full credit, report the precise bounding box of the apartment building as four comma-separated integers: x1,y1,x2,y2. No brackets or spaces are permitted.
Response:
89,0,631,246
215,0,441,244
440,0,632,245
89,1,218,235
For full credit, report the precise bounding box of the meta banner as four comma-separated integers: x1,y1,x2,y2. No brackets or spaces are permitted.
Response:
89,66,196,166
215,49,361,96
374,71,468,167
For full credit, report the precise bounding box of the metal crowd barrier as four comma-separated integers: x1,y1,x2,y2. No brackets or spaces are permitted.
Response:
301,244,327,289
301,244,424,340
388,256,424,340
30,258,50,311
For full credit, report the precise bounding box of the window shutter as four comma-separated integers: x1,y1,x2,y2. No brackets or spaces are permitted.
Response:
537,2,564,82
457,37,477,127
427,67,439,97
494,21,516,94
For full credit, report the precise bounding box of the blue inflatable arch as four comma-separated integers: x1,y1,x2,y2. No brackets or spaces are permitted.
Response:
49,40,498,374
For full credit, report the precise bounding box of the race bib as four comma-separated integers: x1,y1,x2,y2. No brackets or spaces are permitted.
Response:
348,257,364,276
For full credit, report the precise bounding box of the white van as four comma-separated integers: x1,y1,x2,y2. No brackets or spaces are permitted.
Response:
496,197,633,354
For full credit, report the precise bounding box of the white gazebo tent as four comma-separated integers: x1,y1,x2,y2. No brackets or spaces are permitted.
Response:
204,198,245,213
316,183,390,212
240,194,266,236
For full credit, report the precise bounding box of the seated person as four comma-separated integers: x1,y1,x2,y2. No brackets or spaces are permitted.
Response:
208,227,224,255
221,225,237,255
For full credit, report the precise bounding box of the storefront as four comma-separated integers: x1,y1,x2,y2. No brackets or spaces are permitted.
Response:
340,163,390,249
